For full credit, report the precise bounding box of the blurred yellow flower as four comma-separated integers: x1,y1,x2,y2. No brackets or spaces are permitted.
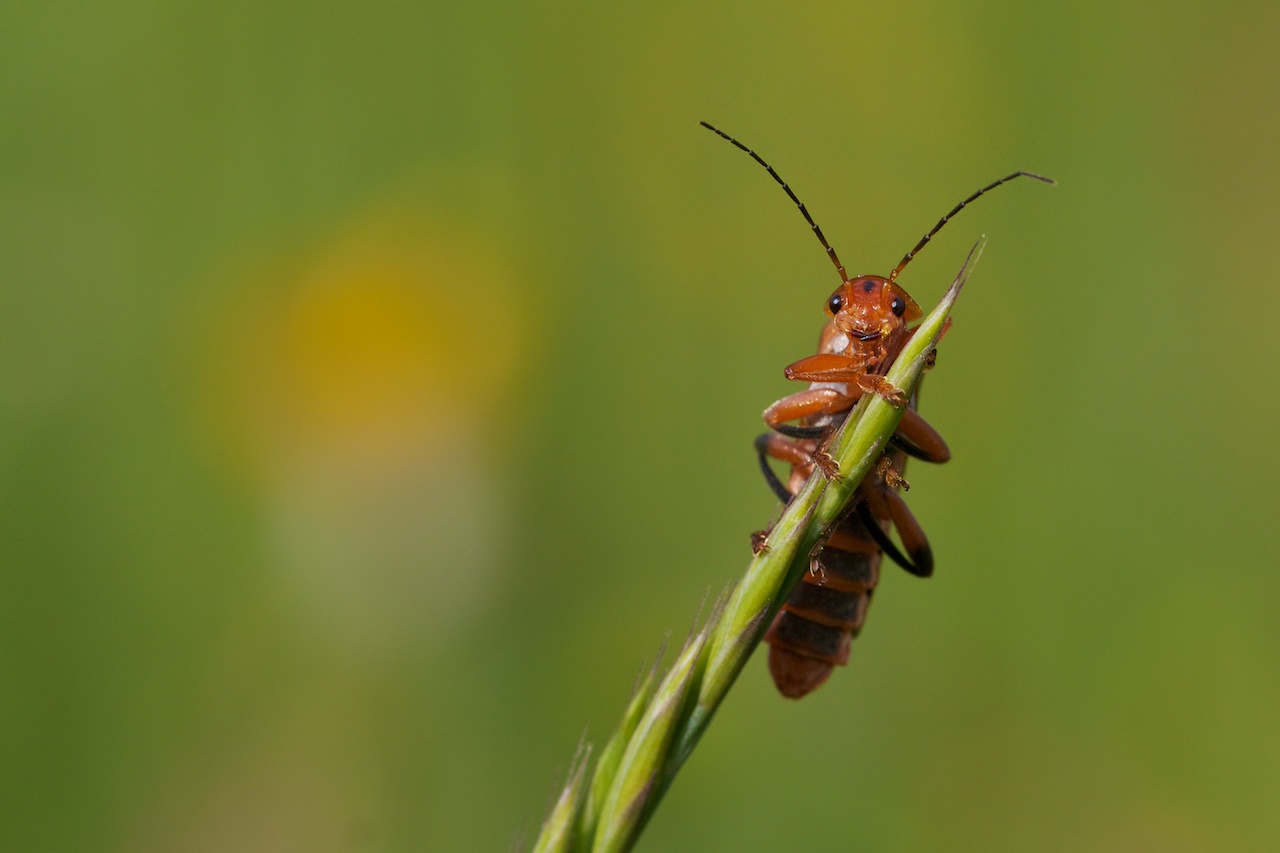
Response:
201,209,529,654
212,213,522,467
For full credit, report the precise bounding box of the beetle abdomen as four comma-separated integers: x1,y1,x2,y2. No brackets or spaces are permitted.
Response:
764,513,884,698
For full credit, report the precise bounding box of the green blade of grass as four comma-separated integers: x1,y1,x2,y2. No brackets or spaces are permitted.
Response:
574,658,662,850
590,621,713,853
532,741,593,853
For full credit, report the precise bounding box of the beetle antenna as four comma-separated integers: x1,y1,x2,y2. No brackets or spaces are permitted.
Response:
888,171,1056,283
701,121,849,284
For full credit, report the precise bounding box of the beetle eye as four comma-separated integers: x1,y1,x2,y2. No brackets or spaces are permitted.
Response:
827,294,844,315
890,296,906,317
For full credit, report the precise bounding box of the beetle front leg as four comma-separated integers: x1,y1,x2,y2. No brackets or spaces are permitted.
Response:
784,356,907,407
853,374,908,407
763,387,855,436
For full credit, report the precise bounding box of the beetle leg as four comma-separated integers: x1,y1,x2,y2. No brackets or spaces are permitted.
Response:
875,456,909,491
755,433,804,503
786,368,905,407
784,352,861,377
891,408,951,463
810,448,843,482
854,500,915,574
854,374,908,407
860,487,933,577
774,423,832,439
785,354,907,408
763,387,855,434
750,529,770,555
882,488,932,577
785,363,864,384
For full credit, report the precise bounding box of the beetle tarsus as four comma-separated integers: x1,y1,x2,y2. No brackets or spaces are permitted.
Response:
876,457,909,491
811,449,842,482
750,529,771,555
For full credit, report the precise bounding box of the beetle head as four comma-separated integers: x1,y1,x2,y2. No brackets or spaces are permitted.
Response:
824,276,921,351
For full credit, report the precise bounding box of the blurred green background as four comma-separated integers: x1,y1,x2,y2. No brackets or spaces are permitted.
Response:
3,1,1278,851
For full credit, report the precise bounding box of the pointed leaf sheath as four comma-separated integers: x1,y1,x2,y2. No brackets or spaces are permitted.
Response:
532,743,593,853
575,662,660,849
590,625,712,853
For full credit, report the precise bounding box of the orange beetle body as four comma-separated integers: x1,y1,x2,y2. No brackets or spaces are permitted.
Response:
702,121,1053,698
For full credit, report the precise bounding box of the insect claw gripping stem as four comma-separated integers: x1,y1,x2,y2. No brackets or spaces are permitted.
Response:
811,449,842,482
750,530,770,555
876,456,909,491
870,377,909,408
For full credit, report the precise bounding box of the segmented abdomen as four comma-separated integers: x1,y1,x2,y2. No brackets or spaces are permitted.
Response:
763,506,885,698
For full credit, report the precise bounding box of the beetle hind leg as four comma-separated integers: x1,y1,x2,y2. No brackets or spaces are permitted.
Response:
858,489,934,578
891,408,951,463
754,433,798,504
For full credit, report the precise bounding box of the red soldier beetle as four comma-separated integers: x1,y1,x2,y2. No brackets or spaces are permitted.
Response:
702,121,1053,697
